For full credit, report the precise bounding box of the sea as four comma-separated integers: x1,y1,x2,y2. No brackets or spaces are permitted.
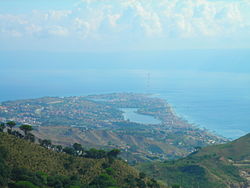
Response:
0,50,249,140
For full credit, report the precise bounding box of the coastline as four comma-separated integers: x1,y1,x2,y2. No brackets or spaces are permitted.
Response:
158,92,249,140
0,92,248,140
0,92,230,161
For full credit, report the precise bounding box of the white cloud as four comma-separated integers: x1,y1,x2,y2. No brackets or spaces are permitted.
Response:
9,30,23,37
0,0,249,41
108,14,121,27
25,24,42,36
122,1,163,36
48,26,69,37
49,10,72,21
73,17,90,39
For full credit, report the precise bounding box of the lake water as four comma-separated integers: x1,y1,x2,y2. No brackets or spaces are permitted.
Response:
120,108,161,125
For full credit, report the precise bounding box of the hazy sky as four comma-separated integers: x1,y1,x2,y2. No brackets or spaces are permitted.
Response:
1,0,250,52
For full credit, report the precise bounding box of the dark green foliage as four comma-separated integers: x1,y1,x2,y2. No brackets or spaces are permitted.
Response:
39,139,52,148
107,149,121,158
179,165,205,177
6,121,16,131
11,167,48,187
124,174,160,188
124,175,137,188
19,124,33,136
56,145,63,152
171,185,180,188
26,133,35,142
136,178,147,188
139,172,146,179
36,172,48,185
63,156,74,170
7,128,12,134
147,178,160,188
10,181,39,188
63,147,76,155
10,167,84,188
73,143,84,153
0,146,10,186
85,148,107,159
0,123,5,132
0,162,9,186
0,145,8,159
102,162,111,169
105,167,115,176
11,130,24,138
47,175,69,188
90,173,117,188
11,168,33,182
63,144,120,160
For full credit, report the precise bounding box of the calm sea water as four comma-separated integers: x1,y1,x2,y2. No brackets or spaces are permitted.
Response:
1,50,249,139
159,89,250,139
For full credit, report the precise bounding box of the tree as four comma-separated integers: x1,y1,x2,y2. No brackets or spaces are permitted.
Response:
72,143,84,156
0,147,10,187
90,173,117,188
56,145,63,152
63,147,76,155
6,121,16,132
136,178,147,188
0,123,5,132
147,178,160,188
172,185,180,188
12,181,39,188
85,148,107,159
107,149,121,158
139,172,146,179
19,124,33,136
124,175,137,188
39,139,52,149
11,130,24,139
47,175,64,188
26,133,35,142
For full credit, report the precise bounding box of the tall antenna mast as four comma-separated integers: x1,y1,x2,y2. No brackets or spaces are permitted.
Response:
147,72,151,90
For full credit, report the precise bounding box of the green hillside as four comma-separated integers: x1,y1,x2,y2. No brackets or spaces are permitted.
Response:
137,133,250,188
195,133,250,161
0,132,165,188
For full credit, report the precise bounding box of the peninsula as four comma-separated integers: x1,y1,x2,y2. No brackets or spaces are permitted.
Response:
0,93,227,163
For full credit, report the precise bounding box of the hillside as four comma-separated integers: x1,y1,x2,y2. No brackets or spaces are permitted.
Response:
0,132,165,188
32,126,186,164
137,133,250,188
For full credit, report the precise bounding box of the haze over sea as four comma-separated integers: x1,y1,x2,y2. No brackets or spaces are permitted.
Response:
1,50,250,139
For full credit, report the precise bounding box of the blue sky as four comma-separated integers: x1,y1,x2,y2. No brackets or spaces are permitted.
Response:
1,0,250,51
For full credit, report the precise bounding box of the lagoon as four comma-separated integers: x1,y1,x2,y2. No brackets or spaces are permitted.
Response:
121,108,161,125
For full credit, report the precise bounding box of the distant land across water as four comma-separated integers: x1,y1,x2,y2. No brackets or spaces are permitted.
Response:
1,50,250,139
